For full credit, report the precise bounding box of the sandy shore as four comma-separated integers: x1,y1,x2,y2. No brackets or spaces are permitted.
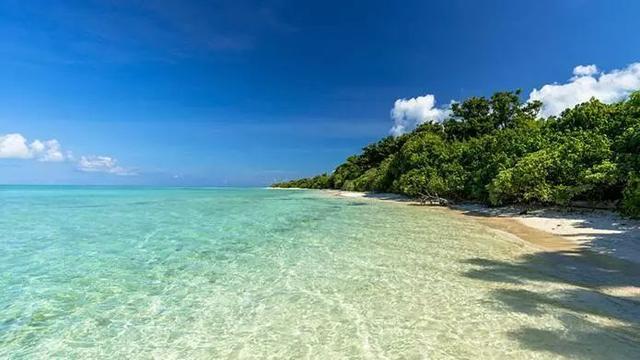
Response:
322,189,640,301
324,190,640,263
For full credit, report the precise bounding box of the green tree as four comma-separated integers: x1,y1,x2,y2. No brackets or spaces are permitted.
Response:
273,90,640,218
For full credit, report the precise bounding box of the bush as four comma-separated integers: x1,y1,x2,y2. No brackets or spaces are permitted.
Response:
622,174,640,218
488,149,555,205
396,168,447,197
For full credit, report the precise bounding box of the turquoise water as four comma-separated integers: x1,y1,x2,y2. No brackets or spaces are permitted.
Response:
1,187,638,358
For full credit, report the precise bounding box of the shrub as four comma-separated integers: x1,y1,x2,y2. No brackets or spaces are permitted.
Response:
622,174,640,218
488,149,555,205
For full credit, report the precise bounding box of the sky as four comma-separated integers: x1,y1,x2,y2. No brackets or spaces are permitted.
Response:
1,0,639,186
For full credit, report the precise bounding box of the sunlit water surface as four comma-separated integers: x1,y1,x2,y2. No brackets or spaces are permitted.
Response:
1,187,638,358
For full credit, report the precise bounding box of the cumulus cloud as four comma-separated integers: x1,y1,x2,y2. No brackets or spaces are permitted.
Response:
77,155,136,176
572,64,599,77
31,139,65,162
0,132,137,176
528,62,640,117
390,94,451,136
0,133,31,159
0,133,65,161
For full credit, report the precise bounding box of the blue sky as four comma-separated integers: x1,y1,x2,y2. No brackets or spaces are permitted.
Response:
1,0,639,185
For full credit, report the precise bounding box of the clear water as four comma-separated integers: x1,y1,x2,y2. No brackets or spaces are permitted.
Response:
1,187,638,359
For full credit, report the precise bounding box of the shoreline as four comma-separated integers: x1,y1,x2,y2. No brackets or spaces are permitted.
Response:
319,189,640,264
321,189,640,301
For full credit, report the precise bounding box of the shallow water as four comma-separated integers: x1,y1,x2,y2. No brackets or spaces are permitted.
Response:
1,187,638,358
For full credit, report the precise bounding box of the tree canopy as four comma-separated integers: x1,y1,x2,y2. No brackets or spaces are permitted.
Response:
273,90,640,218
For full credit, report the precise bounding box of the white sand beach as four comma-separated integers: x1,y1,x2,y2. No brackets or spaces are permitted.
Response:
326,190,640,264
325,190,640,302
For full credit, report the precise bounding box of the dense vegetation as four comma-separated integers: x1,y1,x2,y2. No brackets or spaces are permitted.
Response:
273,90,640,218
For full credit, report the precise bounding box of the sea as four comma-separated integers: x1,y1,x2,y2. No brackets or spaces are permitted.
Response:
1,186,638,358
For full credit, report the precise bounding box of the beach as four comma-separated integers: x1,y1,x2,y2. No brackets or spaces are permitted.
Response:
327,189,640,302
326,190,640,259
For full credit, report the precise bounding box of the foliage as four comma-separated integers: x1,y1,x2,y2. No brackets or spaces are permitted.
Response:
488,149,556,205
273,90,640,218
622,174,640,218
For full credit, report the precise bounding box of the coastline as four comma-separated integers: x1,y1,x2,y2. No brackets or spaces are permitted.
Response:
320,189,640,301
320,189,640,264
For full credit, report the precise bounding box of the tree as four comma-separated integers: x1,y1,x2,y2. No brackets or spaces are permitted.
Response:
622,174,640,218
488,149,556,205
273,90,640,218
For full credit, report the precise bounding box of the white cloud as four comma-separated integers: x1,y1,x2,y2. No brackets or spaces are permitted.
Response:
77,155,136,176
0,133,66,161
0,133,32,159
528,62,640,117
1,132,138,177
390,94,451,136
572,64,599,77
31,139,65,162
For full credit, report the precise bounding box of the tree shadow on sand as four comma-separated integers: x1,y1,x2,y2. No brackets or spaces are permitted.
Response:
460,211,640,359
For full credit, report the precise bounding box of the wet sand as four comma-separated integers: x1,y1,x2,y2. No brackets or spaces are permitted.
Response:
324,190,640,260
322,189,640,302
466,215,580,252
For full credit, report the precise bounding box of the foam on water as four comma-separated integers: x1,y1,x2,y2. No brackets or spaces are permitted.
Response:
0,187,638,358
